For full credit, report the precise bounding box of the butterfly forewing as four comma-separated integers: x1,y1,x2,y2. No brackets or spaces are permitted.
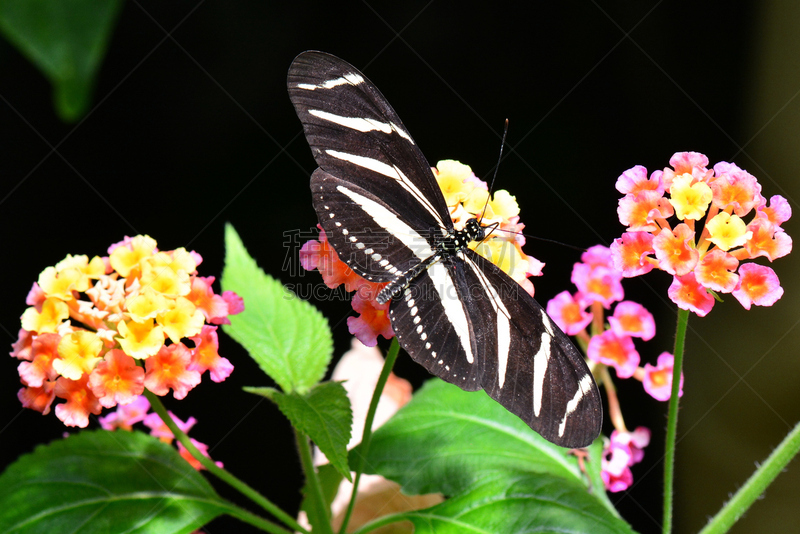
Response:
310,168,437,283
288,52,451,240
289,51,603,448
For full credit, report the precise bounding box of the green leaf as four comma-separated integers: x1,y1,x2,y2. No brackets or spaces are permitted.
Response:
404,472,635,534
299,463,343,532
0,0,124,121
221,223,333,394
357,379,585,497
256,381,353,481
0,430,230,534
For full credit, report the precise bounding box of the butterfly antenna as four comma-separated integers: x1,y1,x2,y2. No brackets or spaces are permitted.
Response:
487,224,586,253
479,119,509,223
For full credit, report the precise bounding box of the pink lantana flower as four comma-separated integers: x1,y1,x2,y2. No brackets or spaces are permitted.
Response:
546,291,592,336
611,152,791,315
587,330,639,379
144,344,202,400
601,427,651,492
668,273,715,317
98,395,151,431
178,438,224,470
608,301,655,341
732,263,784,310
641,353,684,401
570,246,624,308
189,325,234,383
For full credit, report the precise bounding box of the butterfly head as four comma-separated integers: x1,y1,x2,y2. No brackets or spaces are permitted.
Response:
465,218,486,243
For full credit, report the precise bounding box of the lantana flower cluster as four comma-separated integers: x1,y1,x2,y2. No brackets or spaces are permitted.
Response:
611,152,791,316
547,245,678,492
300,160,544,346
10,235,243,428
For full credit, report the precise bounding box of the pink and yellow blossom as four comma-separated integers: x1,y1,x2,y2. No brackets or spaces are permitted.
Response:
587,330,639,379
98,395,150,430
54,375,103,428
53,331,104,380
144,343,202,400
641,353,683,401
189,325,234,383
88,349,145,408
608,301,655,341
652,224,698,276
667,273,715,317
570,246,624,308
732,263,784,310
546,291,592,336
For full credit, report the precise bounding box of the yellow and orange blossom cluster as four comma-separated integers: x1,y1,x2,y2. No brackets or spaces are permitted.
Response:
11,235,242,427
434,160,544,297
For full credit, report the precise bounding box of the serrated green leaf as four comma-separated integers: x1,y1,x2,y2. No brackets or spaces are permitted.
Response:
404,472,635,534
299,463,343,532
356,378,584,496
0,430,229,534
221,224,333,394
260,382,352,481
0,0,124,121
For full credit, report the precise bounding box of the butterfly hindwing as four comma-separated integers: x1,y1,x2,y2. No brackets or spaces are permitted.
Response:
459,249,603,448
389,248,602,447
388,258,484,391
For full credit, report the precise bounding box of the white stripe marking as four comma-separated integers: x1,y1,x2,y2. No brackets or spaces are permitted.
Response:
336,185,434,260
533,309,555,417
558,374,594,438
532,332,552,417
427,261,474,364
297,73,364,90
326,150,445,227
309,110,414,144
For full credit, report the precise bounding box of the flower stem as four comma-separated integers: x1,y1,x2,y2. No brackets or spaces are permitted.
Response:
699,420,800,534
295,426,334,534
338,338,401,534
662,308,688,534
144,390,308,534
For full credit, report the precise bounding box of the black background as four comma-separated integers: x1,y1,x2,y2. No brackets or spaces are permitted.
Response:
2,2,800,533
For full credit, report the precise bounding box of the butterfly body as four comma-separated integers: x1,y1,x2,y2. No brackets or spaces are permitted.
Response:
289,51,602,448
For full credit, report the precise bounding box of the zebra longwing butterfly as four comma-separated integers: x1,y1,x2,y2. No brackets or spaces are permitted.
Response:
288,51,602,448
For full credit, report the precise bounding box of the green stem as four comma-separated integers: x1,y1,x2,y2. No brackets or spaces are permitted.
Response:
662,308,688,534
295,426,334,534
699,420,800,534
338,338,401,534
221,502,296,534
144,390,309,534
348,511,410,534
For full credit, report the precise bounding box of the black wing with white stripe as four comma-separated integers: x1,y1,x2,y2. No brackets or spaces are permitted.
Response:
290,52,451,283
388,249,601,446
288,51,602,448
